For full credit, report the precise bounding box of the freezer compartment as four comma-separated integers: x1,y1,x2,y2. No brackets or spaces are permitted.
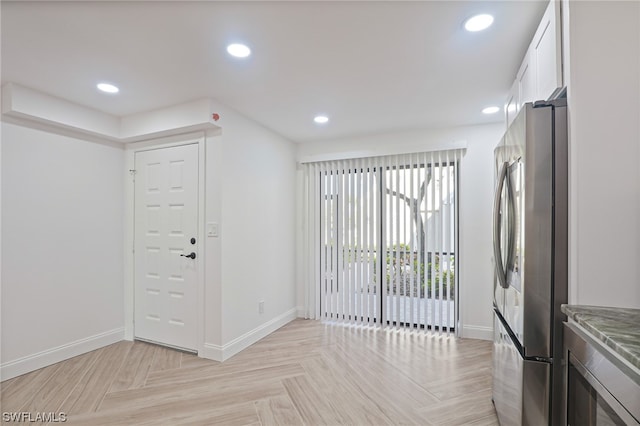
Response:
493,312,523,425
493,311,551,425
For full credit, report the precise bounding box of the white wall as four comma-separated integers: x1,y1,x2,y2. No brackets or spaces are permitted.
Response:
296,123,504,340
564,1,640,308
457,125,503,338
0,86,297,369
204,102,297,358
1,122,125,378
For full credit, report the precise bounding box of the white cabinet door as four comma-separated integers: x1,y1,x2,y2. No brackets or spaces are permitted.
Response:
517,49,536,108
134,143,199,351
505,79,520,128
505,0,563,113
533,0,563,100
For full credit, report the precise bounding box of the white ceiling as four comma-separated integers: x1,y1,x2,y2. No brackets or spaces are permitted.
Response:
1,1,547,143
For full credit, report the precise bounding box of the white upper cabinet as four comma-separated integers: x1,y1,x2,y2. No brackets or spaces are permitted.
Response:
506,0,563,127
505,79,520,126
518,49,536,107
532,0,563,101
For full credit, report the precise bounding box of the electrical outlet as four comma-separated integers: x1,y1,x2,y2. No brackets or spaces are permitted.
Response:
258,300,265,314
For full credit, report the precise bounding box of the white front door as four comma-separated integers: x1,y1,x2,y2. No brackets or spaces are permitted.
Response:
134,143,199,351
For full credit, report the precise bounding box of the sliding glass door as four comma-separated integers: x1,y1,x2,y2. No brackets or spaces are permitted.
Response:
305,150,460,334
320,159,379,325
380,154,457,331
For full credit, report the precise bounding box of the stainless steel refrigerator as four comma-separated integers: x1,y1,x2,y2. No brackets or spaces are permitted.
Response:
492,99,568,426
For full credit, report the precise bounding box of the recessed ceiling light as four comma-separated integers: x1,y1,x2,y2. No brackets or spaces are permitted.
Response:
464,14,494,32
314,115,329,124
227,43,251,58
97,83,119,94
482,106,500,114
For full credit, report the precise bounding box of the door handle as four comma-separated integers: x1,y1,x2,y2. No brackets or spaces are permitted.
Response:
180,252,196,259
493,162,509,289
505,167,517,277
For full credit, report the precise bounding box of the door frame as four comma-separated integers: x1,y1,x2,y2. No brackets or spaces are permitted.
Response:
124,132,206,355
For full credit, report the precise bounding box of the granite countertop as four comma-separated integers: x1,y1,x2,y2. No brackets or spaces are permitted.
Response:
561,304,640,370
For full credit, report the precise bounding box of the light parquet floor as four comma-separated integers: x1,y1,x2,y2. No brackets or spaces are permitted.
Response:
0,319,498,425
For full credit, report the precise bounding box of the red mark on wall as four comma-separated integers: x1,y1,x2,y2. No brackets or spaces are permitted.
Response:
212,113,220,121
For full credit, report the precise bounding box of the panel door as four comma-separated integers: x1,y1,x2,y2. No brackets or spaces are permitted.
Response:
134,143,199,351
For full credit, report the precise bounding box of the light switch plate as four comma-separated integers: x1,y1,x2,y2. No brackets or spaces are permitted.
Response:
207,222,219,237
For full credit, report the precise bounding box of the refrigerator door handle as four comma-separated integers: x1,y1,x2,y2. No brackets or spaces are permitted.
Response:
505,166,517,275
493,162,510,289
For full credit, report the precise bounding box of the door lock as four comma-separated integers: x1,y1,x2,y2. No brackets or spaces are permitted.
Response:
180,252,196,259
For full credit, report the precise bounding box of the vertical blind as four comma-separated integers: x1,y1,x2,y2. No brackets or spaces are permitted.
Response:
302,150,462,334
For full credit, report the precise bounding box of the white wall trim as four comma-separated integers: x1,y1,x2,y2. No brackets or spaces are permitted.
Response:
0,328,124,381
296,306,305,318
1,114,124,148
2,83,221,144
196,134,207,356
200,343,224,362
123,146,135,341
459,325,493,341
2,83,120,139
200,308,297,362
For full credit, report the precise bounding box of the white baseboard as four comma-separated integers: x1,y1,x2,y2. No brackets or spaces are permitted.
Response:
200,308,297,362
200,343,224,362
296,306,305,318
460,324,493,341
124,324,134,341
1,328,124,381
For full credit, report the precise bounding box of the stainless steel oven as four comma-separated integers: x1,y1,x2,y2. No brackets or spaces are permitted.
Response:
564,322,640,426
